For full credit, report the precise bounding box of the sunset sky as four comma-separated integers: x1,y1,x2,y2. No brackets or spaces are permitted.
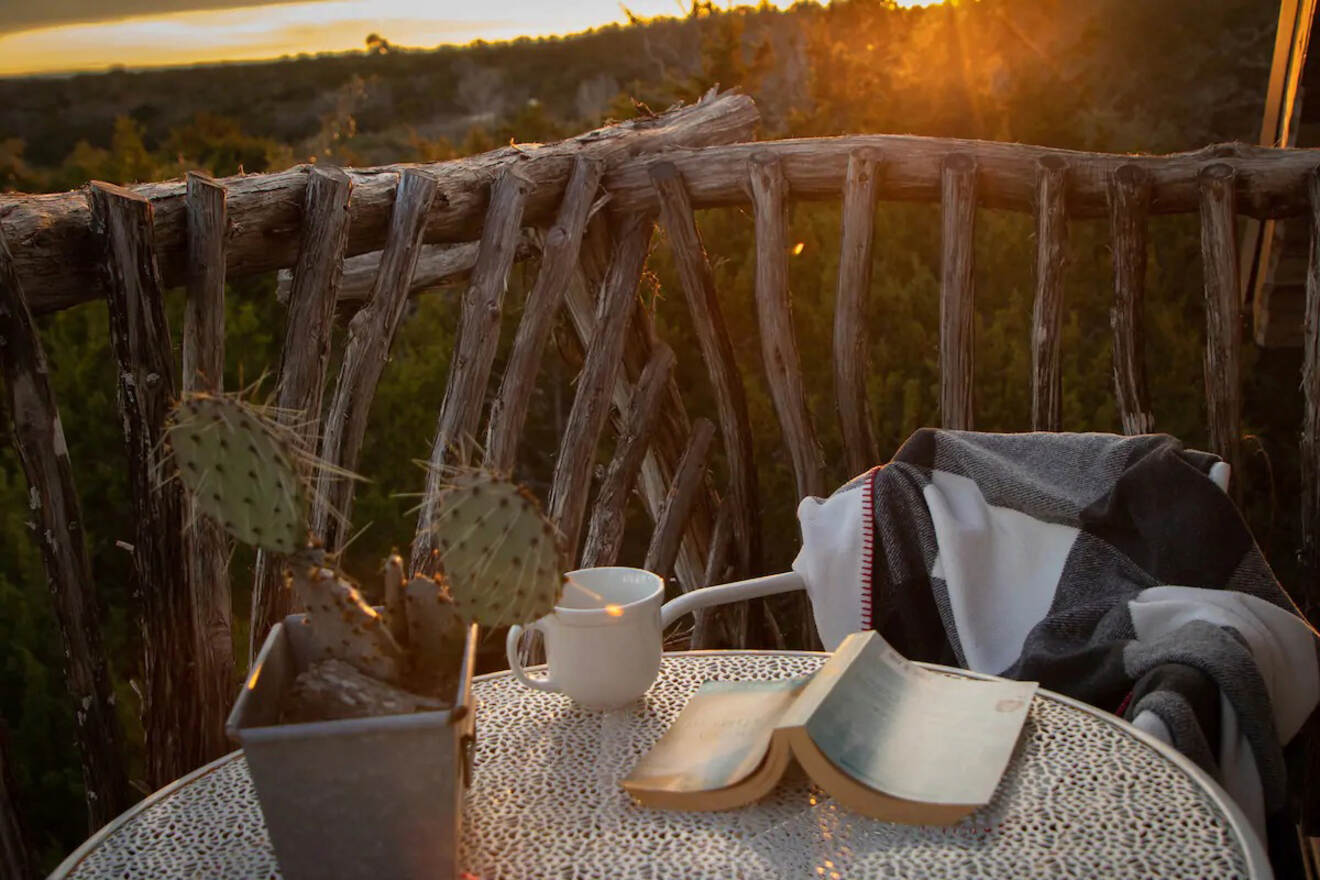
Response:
0,0,928,78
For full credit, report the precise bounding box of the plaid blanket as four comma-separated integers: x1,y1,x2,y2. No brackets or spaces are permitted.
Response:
792,429,1318,857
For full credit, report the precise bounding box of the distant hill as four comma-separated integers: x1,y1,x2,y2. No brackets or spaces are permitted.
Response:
0,0,1277,188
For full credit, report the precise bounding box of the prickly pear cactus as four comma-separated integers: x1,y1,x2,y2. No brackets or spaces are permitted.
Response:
427,468,566,628
292,563,405,682
167,393,306,555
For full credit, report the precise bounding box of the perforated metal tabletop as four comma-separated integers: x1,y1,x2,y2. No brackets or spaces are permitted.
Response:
52,651,1268,879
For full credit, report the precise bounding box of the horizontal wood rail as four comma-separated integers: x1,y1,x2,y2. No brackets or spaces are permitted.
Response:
604,137,1320,220
0,89,758,314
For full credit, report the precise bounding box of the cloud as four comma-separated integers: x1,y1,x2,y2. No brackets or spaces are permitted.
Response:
0,3,530,76
0,0,701,76
0,0,287,35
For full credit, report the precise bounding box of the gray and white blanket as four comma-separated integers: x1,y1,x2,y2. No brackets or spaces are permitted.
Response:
792,430,1318,859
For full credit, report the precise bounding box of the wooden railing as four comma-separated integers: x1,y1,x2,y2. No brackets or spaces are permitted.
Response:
3,97,1320,841
0,90,759,830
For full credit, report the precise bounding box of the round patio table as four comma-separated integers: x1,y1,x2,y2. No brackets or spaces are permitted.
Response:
51,651,1268,879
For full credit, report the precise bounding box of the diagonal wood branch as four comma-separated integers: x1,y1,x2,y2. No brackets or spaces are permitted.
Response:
484,157,603,474
580,342,676,568
651,160,762,579
411,167,532,574
315,169,440,552
548,213,654,559
250,165,353,661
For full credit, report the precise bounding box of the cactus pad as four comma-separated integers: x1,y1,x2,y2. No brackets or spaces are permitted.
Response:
427,468,565,628
293,563,405,683
382,553,409,647
402,574,467,690
167,394,305,554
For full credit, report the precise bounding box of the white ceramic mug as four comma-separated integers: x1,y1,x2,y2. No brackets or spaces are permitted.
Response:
505,567,664,709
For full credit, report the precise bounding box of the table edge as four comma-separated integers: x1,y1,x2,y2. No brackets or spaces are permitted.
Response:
50,651,1271,880
48,750,246,880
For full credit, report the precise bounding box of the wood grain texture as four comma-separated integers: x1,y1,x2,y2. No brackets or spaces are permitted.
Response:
0,227,130,829
181,172,232,765
88,181,201,789
749,152,826,500
315,169,439,551
939,154,977,431
410,167,531,573
560,219,712,592
484,156,603,473
833,148,883,475
1031,156,1069,432
603,137,1318,220
250,164,352,661
650,160,762,578
547,213,653,558
1198,164,1243,499
580,342,676,568
1108,163,1154,435
1303,168,1320,616
276,232,537,310
6,90,758,314
644,418,717,580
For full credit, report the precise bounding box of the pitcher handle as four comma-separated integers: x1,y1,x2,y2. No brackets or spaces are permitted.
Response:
506,623,559,693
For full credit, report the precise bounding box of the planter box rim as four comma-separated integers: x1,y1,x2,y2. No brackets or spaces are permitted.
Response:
226,616,479,741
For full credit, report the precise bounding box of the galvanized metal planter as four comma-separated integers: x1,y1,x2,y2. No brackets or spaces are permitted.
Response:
227,614,479,880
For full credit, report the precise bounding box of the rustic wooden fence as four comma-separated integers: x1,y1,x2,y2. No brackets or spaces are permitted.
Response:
3,90,1320,859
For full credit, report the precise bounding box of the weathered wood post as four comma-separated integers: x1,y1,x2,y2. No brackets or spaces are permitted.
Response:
182,171,234,763
89,181,203,788
834,148,884,473
939,153,977,431
748,152,826,500
1031,156,1069,432
1108,164,1154,435
1198,164,1243,500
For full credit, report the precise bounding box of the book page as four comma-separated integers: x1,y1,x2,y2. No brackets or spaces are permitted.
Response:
803,631,1036,807
621,677,808,797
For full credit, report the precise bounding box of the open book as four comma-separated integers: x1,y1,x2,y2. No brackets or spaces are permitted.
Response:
621,630,1037,825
